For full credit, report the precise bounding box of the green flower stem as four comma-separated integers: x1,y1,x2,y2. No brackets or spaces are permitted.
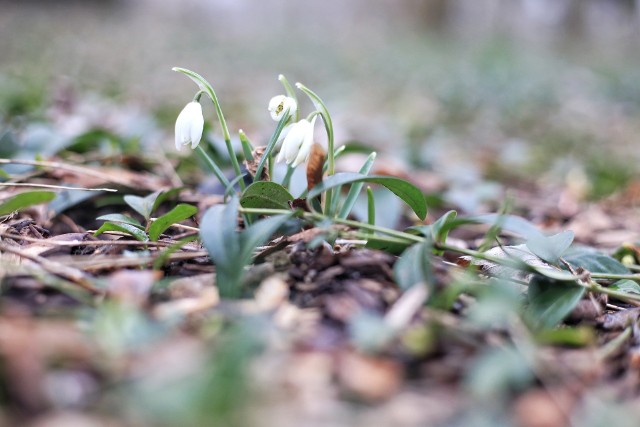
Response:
255,109,290,182
195,145,231,189
296,83,335,216
598,326,632,360
282,164,295,188
173,67,243,189
590,272,640,281
582,281,640,303
279,74,299,122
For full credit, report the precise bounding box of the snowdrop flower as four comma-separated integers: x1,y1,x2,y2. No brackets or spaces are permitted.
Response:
175,101,204,150
276,116,317,167
268,95,296,122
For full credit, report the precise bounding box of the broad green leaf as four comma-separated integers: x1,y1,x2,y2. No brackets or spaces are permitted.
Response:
148,204,198,241
200,200,241,287
308,172,427,220
94,222,149,242
0,191,56,216
610,279,640,295
240,181,293,210
96,214,144,229
463,213,544,240
563,247,629,274
0,169,9,179
526,230,574,264
124,191,162,221
394,239,433,291
525,275,584,330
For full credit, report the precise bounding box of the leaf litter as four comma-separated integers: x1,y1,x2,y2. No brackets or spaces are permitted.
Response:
3,134,640,426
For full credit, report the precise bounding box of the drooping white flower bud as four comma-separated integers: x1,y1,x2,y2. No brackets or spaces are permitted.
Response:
268,95,297,122
276,116,317,167
175,101,204,150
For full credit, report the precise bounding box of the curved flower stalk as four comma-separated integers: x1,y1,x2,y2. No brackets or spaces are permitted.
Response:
172,67,244,190
175,102,204,150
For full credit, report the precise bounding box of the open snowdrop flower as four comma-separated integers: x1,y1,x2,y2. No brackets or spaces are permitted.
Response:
268,95,296,122
175,101,204,150
276,116,317,167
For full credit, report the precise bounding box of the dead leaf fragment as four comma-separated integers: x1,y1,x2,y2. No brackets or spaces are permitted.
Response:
337,351,402,401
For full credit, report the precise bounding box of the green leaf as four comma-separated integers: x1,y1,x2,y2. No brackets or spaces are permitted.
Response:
610,279,640,295
124,191,162,221
96,214,144,229
394,239,433,292
337,152,376,219
535,326,595,347
465,345,534,398
563,247,630,274
200,198,293,298
526,230,574,264
240,181,293,210
408,210,457,250
463,213,544,240
94,222,149,242
0,191,56,216
525,275,585,330
148,204,198,241
308,172,427,220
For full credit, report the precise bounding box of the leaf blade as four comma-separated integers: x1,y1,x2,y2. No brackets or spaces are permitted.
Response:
308,172,427,220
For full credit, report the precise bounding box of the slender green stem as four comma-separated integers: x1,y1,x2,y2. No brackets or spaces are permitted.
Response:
173,67,243,189
279,74,299,122
296,83,335,216
195,145,230,189
590,272,640,281
583,280,640,303
598,326,632,360
254,109,290,182
282,164,295,188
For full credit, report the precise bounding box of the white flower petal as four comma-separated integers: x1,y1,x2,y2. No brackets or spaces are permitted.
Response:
292,117,317,166
268,95,296,122
175,101,204,151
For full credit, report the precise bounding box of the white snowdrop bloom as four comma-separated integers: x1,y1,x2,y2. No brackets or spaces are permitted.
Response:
276,116,317,167
175,101,204,150
268,95,296,122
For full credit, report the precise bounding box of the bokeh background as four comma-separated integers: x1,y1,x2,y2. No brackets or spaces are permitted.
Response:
2,0,640,201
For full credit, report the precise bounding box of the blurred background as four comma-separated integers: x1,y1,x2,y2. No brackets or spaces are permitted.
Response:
1,0,640,202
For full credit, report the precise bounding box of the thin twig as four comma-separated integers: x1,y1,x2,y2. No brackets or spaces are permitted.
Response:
0,241,102,294
0,158,132,187
0,182,117,192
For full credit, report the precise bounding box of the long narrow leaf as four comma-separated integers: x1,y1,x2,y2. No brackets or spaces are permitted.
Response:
308,173,427,220
338,152,377,219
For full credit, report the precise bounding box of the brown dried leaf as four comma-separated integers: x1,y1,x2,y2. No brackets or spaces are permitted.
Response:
244,146,269,181
306,143,326,191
